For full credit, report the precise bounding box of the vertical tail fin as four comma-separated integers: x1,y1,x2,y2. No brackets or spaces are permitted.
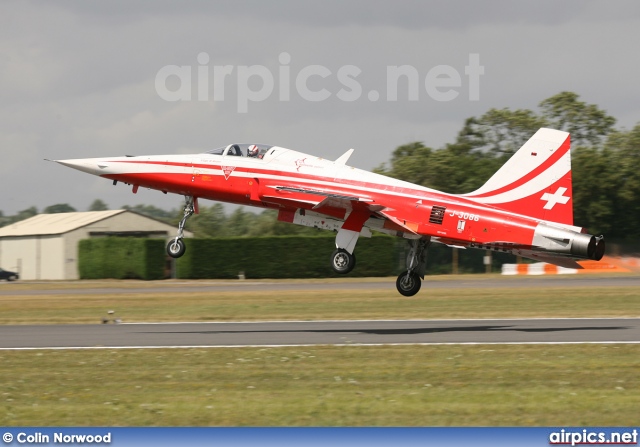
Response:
462,128,573,225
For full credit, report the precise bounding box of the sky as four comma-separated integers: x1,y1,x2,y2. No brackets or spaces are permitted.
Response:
1,0,639,215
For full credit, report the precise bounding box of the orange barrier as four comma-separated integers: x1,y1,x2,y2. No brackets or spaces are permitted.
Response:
502,256,635,275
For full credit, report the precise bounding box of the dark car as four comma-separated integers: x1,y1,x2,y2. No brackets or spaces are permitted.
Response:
0,268,19,281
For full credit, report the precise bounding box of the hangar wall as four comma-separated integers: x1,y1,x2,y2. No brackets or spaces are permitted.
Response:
60,212,176,280
0,210,189,281
0,235,64,280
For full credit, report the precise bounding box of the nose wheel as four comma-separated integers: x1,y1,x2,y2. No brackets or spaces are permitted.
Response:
167,196,195,259
167,239,186,258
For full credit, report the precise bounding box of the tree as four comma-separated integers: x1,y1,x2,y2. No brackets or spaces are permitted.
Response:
375,91,637,242
185,203,228,237
16,206,38,219
539,91,616,147
453,92,616,156
43,203,76,214
226,208,256,237
122,204,178,223
246,209,322,237
375,140,502,194
571,146,616,236
88,199,109,211
602,125,640,238
456,110,549,157
0,206,39,226
374,142,435,186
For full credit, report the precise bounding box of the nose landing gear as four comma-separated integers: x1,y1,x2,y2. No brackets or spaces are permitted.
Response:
167,196,196,258
167,238,186,258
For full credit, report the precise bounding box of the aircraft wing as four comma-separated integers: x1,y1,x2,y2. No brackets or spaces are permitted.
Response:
263,185,417,234
374,209,420,235
263,185,375,212
271,186,371,205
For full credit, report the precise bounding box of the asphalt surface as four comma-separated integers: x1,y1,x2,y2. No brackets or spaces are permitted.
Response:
1,276,639,349
1,318,639,349
1,275,640,296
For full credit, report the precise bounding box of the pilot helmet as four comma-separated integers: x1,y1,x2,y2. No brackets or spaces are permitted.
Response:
248,144,260,157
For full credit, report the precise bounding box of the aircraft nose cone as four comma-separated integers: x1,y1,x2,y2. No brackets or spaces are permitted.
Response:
51,158,108,175
53,159,82,169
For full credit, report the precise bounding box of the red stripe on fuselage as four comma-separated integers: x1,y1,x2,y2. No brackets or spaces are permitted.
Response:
105,168,541,247
109,159,447,201
105,159,545,234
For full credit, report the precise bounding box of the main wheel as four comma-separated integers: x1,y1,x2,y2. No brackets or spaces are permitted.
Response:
331,248,356,274
167,239,186,258
396,271,421,297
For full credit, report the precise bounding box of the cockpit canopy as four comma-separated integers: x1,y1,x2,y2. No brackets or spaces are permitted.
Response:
204,144,274,158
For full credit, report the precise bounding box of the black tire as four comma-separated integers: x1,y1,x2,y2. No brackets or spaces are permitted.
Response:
7,275,17,282
331,248,356,274
396,271,421,297
167,239,186,258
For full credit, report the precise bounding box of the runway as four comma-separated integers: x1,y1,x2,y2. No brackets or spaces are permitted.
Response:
2,275,640,296
2,276,639,349
1,318,639,349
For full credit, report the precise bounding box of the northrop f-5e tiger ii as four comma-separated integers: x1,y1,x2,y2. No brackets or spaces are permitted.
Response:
52,128,605,296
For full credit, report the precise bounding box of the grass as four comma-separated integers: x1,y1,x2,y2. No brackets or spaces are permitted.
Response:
0,281,639,324
1,345,638,426
1,276,638,426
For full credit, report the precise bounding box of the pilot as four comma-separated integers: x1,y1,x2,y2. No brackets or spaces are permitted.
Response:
247,144,260,158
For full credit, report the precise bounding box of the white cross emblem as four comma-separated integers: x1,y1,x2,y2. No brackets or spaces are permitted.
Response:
541,187,570,210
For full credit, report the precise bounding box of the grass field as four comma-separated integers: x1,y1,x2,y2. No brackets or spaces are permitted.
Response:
0,276,639,324
1,345,638,426
0,276,639,426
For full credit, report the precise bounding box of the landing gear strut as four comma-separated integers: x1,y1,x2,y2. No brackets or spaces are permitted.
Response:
396,238,430,297
167,196,195,258
330,210,369,275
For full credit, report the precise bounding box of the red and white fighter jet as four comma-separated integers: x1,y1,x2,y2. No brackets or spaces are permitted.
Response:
53,128,604,296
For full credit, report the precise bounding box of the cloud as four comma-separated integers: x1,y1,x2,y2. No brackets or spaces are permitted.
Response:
37,0,632,29
1,0,639,214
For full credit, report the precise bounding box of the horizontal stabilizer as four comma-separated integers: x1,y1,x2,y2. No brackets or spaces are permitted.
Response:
524,253,584,269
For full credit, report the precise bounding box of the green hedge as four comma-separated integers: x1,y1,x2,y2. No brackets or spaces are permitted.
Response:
176,235,402,279
77,236,519,281
78,237,166,280
175,235,519,279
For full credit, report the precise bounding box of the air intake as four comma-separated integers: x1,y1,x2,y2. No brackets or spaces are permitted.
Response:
429,205,446,225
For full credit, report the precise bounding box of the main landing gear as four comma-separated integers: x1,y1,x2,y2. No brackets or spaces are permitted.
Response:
329,232,430,297
331,248,356,274
329,210,368,276
167,196,195,258
395,238,430,297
